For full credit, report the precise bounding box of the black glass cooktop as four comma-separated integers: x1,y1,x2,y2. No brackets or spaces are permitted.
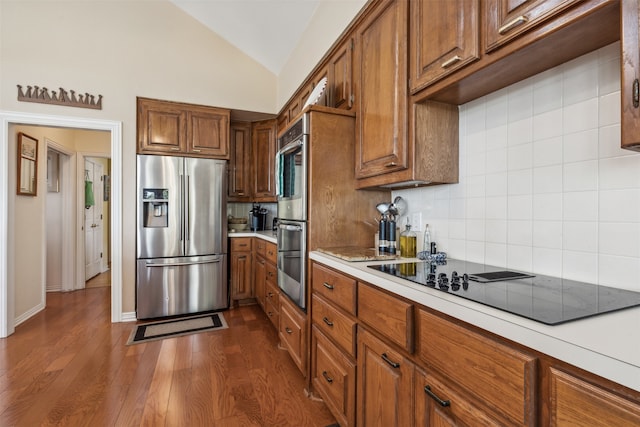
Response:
368,260,640,325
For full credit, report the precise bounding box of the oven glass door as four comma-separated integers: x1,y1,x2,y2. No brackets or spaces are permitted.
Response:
276,137,307,221
277,220,306,310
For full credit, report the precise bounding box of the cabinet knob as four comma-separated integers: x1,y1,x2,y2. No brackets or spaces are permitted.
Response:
285,327,293,334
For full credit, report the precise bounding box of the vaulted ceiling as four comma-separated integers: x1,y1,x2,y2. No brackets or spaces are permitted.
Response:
170,0,321,75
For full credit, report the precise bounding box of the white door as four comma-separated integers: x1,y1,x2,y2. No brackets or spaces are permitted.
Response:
84,158,104,281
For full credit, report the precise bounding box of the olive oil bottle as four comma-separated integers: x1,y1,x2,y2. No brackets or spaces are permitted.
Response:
400,223,416,258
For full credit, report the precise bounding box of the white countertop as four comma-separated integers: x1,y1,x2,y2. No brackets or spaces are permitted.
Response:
228,230,277,244
310,251,640,392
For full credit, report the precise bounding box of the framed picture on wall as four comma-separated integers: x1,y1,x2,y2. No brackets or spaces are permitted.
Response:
17,132,38,196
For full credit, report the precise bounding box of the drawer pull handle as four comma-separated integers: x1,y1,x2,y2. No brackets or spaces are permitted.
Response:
384,162,397,168
192,149,201,153
322,317,334,327
424,385,451,407
441,55,461,68
322,371,334,384
323,282,334,290
381,353,400,369
634,79,639,108
498,15,528,35
268,311,273,317
285,327,293,334
268,292,274,297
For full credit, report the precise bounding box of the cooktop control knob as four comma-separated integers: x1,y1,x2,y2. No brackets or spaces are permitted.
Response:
426,273,436,287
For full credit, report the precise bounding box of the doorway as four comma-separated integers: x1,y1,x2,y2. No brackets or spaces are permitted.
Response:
0,111,123,338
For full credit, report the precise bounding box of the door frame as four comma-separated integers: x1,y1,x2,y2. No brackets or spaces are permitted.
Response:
45,138,75,293
79,152,110,289
0,111,123,337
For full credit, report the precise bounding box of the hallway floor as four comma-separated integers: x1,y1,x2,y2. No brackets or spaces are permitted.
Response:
0,288,335,426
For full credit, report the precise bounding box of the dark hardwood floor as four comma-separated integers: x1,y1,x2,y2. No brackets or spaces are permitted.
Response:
0,288,336,426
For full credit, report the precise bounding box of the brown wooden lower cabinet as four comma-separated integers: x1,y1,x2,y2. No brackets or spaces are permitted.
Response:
230,237,253,301
311,326,356,427
356,327,414,427
415,366,499,426
549,368,640,426
279,294,307,376
309,261,640,426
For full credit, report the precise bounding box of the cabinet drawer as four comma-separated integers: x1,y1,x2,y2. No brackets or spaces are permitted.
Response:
265,298,279,329
311,326,356,427
312,263,357,315
231,237,252,252
418,309,537,426
279,296,307,374
265,261,277,285
255,239,267,257
265,279,279,308
357,283,414,353
265,241,277,264
549,367,640,426
312,294,357,358
415,366,499,426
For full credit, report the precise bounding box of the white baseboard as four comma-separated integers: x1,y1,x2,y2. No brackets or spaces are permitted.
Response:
121,311,137,322
14,302,45,327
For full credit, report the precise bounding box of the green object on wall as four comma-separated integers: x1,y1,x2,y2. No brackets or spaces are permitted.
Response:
85,180,95,208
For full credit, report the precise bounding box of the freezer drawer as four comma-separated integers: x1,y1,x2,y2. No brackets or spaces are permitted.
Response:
136,255,228,319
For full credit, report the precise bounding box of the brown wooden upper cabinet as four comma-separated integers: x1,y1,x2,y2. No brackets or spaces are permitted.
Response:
329,38,354,110
484,0,582,53
137,97,229,158
355,0,409,181
622,0,640,151
228,121,252,202
409,0,480,94
252,119,277,202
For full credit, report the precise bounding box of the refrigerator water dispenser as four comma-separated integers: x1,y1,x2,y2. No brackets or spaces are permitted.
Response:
142,188,168,228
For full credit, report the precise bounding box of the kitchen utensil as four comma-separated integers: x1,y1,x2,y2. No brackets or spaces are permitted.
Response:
376,202,390,215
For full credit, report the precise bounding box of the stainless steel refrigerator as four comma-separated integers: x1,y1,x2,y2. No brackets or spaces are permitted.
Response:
136,154,228,319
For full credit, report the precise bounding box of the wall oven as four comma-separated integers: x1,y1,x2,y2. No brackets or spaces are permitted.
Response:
276,114,309,310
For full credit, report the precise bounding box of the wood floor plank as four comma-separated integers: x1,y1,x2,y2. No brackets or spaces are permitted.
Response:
0,289,337,426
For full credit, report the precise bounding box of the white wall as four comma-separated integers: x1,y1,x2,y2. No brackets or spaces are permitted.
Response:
9,125,109,320
0,0,277,314
277,0,367,109
395,42,640,292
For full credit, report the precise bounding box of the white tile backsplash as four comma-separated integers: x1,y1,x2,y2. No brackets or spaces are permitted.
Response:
394,42,640,290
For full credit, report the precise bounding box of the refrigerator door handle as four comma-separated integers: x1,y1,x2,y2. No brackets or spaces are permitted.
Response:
185,174,190,243
179,174,185,244
145,258,222,267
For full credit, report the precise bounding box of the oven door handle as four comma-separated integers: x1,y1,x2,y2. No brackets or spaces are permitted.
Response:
278,224,303,232
277,139,303,156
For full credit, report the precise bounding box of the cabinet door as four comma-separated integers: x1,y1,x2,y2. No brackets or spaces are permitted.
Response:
415,367,499,426
622,0,640,150
254,255,266,309
410,0,480,93
137,98,187,154
355,0,409,179
228,122,252,201
485,0,582,53
279,295,307,375
357,327,413,427
549,368,640,426
230,251,252,300
329,38,354,110
252,119,277,202
187,105,230,158
312,326,356,427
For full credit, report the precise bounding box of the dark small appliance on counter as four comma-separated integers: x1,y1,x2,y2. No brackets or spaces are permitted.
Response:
249,204,268,231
